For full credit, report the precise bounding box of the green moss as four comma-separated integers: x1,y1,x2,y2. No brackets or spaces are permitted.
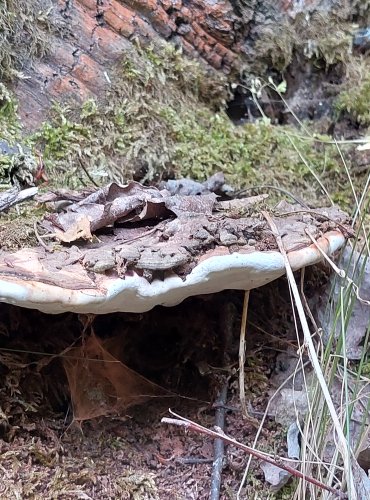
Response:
0,82,20,141
0,0,53,81
29,44,229,186
253,12,353,72
0,83,41,190
335,70,370,125
32,102,91,160
26,42,363,211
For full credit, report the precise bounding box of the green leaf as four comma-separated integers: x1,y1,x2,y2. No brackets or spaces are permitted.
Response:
276,80,287,94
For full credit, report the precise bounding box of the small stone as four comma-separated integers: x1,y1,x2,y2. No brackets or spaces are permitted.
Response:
248,238,257,246
219,229,238,246
194,228,214,243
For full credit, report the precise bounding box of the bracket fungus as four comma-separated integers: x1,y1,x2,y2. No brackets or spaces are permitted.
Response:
0,181,350,315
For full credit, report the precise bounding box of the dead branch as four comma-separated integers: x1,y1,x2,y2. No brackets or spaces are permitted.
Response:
177,457,213,465
34,221,53,252
0,186,38,212
162,411,347,499
210,383,228,500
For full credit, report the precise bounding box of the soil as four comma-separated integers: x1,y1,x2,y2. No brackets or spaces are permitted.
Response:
0,282,305,499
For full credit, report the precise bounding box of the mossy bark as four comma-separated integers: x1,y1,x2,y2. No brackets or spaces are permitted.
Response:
0,0,368,209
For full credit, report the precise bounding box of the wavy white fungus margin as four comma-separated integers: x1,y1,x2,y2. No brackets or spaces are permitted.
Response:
0,231,345,314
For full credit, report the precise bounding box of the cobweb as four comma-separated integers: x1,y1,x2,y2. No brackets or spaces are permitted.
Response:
63,333,167,421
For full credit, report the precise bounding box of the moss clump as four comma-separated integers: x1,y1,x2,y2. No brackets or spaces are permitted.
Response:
0,212,40,250
0,0,53,81
0,83,41,191
253,11,353,72
335,66,370,125
32,102,91,161
117,470,158,500
28,41,365,211
29,47,360,211
29,42,346,207
30,43,229,186
0,82,20,141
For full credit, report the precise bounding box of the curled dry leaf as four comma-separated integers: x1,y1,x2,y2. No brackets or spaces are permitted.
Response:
54,215,93,243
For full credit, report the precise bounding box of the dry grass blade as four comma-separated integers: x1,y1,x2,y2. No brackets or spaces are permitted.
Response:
262,211,356,498
239,290,258,426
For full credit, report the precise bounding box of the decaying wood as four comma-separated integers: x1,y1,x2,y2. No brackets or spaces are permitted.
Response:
11,1,354,129
0,186,38,212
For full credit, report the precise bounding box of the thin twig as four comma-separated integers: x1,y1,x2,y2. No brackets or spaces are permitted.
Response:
299,268,322,344
162,411,347,499
210,383,228,500
235,185,309,208
78,158,100,188
177,457,213,465
34,221,53,252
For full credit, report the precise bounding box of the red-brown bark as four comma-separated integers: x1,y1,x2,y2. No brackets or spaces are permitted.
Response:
12,0,355,129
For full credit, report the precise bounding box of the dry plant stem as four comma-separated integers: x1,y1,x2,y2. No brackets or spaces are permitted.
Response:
262,211,356,499
239,291,249,417
239,291,258,426
236,185,309,208
78,158,100,188
237,359,310,498
162,412,347,499
177,457,213,465
285,134,333,204
300,268,321,337
210,383,228,500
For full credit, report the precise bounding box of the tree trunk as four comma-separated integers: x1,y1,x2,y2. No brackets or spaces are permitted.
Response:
5,0,361,130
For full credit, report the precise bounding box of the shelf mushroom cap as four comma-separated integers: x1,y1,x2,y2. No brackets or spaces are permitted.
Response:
0,182,350,314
